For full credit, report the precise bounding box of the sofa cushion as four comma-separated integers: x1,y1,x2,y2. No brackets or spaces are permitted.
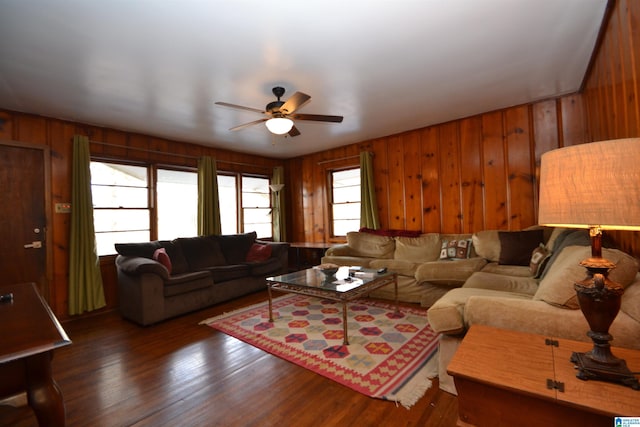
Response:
215,232,257,264
346,231,395,258
245,257,281,276
164,271,212,297
115,241,161,258
369,259,419,277
621,277,640,323
394,234,441,263
206,264,251,283
498,229,544,266
415,258,488,287
472,230,500,262
480,262,532,277
175,236,226,270
246,243,272,262
321,255,375,267
160,240,190,275
463,271,539,295
427,287,532,334
534,246,639,309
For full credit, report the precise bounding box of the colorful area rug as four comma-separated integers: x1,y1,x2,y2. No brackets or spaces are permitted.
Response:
200,294,439,408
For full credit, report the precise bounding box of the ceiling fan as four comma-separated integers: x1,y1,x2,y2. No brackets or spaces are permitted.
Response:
215,86,343,137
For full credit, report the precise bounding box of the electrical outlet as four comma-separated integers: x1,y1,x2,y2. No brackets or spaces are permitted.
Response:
55,203,71,213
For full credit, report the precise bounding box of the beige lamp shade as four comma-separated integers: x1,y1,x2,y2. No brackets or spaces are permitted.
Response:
538,138,640,231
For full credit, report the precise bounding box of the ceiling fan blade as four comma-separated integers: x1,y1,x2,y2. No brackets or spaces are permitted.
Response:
215,102,265,114
288,125,301,137
291,113,343,123
229,118,268,131
279,91,311,115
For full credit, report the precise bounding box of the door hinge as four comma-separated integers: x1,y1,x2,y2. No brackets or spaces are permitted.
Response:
546,379,565,392
545,338,559,347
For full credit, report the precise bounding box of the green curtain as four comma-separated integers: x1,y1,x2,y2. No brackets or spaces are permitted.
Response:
360,151,380,229
69,135,106,315
197,156,221,235
271,166,286,242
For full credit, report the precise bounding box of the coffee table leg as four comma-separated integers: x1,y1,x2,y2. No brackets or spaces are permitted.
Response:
394,276,400,315
267,284,274,322
342,301,349,345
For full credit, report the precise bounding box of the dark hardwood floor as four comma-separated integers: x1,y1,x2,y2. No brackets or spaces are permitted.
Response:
0,291,458,427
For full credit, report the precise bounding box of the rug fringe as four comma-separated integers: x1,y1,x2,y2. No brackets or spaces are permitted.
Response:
386,349,439,409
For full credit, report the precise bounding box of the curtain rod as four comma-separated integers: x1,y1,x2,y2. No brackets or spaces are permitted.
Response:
317,154,361,165
89,140,279,169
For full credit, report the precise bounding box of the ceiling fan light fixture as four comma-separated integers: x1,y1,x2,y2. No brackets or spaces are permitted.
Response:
265,117,294,135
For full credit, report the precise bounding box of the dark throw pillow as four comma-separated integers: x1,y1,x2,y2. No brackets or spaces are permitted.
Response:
498,229,544,266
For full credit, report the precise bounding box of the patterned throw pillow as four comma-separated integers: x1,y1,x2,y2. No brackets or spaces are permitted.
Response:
529,243,551,278
440,239,473,260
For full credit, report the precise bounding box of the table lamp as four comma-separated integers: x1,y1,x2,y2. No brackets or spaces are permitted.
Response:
538,138,640,390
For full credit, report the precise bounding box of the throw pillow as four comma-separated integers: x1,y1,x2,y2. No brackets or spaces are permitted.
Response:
529,243,551,278
498,229,544,266
439,239,473,260
153,247,172,274
246,243,272,262
534,246,639,309
393,234,441,263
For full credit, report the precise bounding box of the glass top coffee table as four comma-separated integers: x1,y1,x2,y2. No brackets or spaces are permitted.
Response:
266,267,398,345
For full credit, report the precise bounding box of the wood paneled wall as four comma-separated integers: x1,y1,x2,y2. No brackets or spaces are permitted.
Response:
286,95,586,243
286,0,640,262
0,110,281,319
580,0,640,258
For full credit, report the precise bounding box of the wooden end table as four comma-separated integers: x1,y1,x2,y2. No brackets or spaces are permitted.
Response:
0,283,71,427
447,325,640,427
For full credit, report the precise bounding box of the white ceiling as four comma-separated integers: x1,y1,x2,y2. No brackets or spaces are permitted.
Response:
0,0,608,159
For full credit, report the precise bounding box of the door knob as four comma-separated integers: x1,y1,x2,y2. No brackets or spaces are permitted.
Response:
24,241,43,249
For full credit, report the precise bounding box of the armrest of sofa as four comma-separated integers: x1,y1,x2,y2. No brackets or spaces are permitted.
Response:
415,257,487,287
115,255,169,280
324,244,356,257
256,240,289,274
464,296,599,344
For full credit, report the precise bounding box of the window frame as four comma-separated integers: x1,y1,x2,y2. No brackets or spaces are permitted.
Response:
328,166,361,238
90,157,198,256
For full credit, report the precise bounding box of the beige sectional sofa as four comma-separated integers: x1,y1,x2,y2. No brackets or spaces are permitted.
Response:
322,231,489,307
323,227,640,396
427,228,640,394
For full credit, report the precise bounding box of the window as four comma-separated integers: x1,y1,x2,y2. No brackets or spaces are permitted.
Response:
91,162,151,256
330,168,361,236
217,174,238,235
91,160,272,254
157,168,198,240
91,161,197,255
241,176,272,239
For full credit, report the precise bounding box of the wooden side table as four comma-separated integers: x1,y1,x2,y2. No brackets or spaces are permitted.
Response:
447,324,640,427
0,282,71,426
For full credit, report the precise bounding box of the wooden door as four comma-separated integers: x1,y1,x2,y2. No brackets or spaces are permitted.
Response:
0,141,51,299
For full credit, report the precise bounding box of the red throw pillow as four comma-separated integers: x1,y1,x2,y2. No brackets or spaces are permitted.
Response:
246,243,272,262
153,247,172,274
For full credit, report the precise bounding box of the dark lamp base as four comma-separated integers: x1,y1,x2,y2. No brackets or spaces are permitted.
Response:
571,351,640,390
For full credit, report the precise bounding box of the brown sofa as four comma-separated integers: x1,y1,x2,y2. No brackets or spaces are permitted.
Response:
115,232,289,326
